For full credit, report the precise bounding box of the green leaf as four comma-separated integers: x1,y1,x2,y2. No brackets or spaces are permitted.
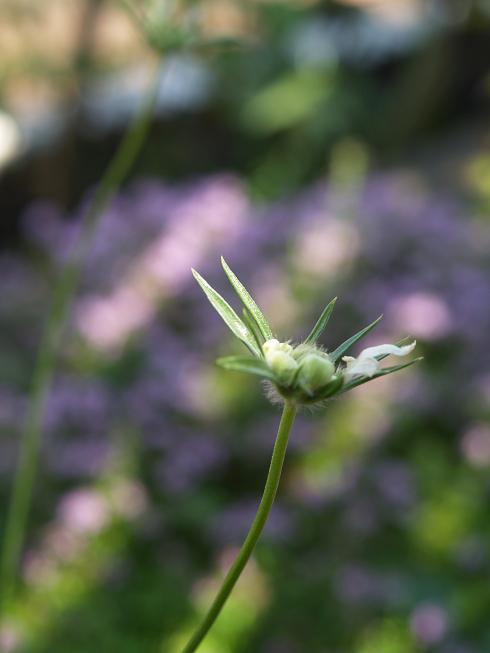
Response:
329,315,383,363
304,297,337,344
216,356,276,381
221,257,273,341
339,357,423,394
192,269,261,357
241,70,331,134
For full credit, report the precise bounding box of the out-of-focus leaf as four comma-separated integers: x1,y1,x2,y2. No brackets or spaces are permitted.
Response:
330,315,383,362
192,269,261,357
216,356,276,380
304,297,337,344
221,257,273,341
241,70,332,134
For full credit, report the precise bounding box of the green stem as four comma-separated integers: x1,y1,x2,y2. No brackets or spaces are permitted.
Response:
0,60,163,616
180,401,297,653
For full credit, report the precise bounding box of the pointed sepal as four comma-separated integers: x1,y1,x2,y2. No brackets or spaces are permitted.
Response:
330,315,383,363
242,308,266,350
221,257,273,341
304,297,337,344
192,268,261,357
216,356,276,380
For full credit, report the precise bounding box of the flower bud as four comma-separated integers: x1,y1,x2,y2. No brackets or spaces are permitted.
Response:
267,350,298,386
263,339,280,356
298,353,335,395
263,339,292,358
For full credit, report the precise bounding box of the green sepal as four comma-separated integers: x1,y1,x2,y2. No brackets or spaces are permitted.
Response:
242,308,266,350
192,268,261,357
330,315,383,363
304,297,337,344
339,357,423,394
221,257,274,341
216,356,276,381
318,374,344,399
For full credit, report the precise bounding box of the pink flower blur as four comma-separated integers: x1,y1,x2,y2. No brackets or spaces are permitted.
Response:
389,291,451,340
461,424,490,468
410,602,449,645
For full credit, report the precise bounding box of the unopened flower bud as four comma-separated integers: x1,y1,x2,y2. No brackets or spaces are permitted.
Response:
263,339,280,356
263,339,292,358
298,353,335,395
268,350,298,386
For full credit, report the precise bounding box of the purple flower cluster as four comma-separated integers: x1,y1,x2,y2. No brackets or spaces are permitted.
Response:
0,169,489,650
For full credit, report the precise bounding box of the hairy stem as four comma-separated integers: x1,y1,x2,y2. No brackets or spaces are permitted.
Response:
180,401,297,653
0,60,163,617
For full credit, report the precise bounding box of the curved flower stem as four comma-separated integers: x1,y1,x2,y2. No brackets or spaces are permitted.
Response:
0,59,164,617
180,401,297,653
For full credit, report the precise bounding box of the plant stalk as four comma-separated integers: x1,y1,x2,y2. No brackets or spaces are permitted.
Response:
180,401,297,653
0,60,163,618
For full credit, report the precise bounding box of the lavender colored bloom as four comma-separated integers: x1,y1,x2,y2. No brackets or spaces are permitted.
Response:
43,377,113,434
57,488,109,534
344,497,380,535
460,424,490,468
1,168,489,649
45,438,111,479
372,461,415,510
153,435,226,495
335,564,376,604
410,602,449,645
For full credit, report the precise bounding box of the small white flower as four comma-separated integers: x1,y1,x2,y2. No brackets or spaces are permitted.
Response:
342,341,416,381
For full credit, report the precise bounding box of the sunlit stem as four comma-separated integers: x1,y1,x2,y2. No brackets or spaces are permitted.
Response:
0,59,165,621
180,401,297,653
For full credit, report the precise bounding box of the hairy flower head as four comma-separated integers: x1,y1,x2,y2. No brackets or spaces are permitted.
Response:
192,259,421,406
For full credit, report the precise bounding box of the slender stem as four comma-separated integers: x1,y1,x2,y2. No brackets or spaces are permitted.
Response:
0,60,163,616
180,401,297,653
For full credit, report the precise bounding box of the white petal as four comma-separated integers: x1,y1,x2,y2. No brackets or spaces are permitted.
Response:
358,341,416,361
343,356,379,380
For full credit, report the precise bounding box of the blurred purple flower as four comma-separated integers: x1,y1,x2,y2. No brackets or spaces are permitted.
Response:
57,488,109,534
410,602,449,645
153,434,226,495
1,168,489,648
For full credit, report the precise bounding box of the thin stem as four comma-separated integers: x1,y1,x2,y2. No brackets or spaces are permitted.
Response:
0,60,163,616
180,401,297,653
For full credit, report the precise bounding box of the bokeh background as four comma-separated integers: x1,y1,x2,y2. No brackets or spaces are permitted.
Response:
1,1,490,652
